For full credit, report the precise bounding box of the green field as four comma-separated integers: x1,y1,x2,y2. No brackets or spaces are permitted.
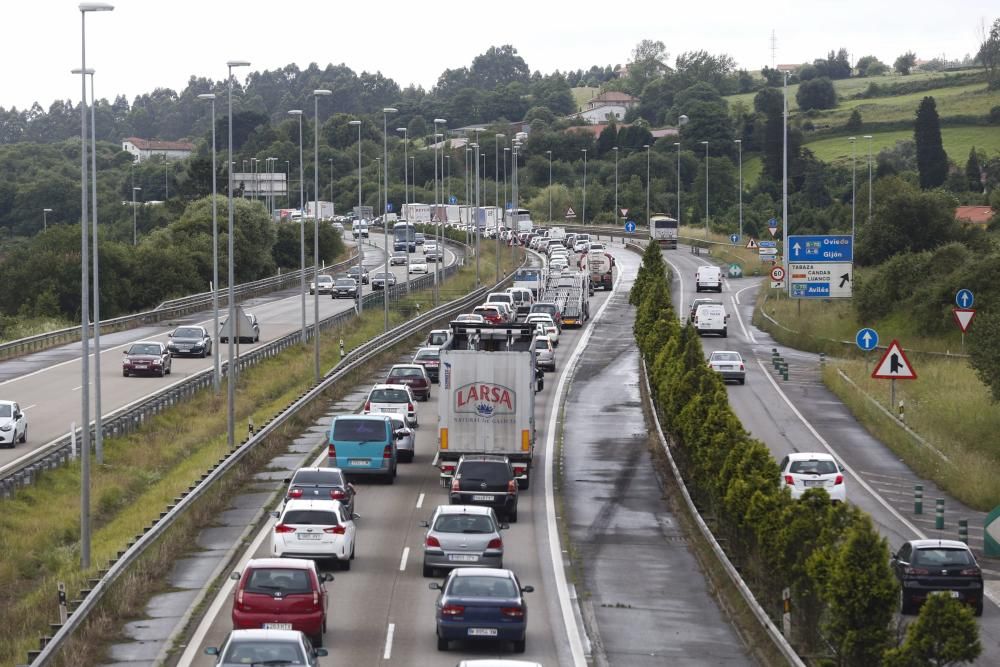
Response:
571,86,599,111
804,125,1000,165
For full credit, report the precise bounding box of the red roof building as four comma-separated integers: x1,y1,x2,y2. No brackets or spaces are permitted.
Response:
955,205,994,226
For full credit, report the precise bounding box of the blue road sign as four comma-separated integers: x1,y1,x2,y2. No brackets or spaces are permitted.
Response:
729,233,739,244
449,195,457,205
759,240,777,248
386,203,393,213
956,289,974,308
507,201,512,210
856,327,879,351
768,218,778,228
788,234,853,262
625,220,637,233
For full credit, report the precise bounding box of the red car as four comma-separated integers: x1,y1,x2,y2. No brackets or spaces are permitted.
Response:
472,305,504,324
230,558,333,647
386,363,432,401
122,341,172,377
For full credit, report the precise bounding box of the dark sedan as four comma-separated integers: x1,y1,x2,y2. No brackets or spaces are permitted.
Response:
386,363,431,401
283,467,357,517
346,266,369,284
430,568,533,653
122,341,172,377
371,272,397,290
390,250,408,266
413,347,441,382
892,539,984,616
167,325,212,358
332,278,358,299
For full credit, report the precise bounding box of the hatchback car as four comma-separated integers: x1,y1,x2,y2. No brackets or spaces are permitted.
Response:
524,315,558,347
892,539,984,616
283,467,356,516
230,558,332,647
779,452,846,503
708,350,746,384
389,415,415,462
426,329,451,348
331,277,358,299
364,383,418,427
309,274,334,295
386,363,432,401
449,455,519,522
413,347,442,383
533,337,556,373
167,325,213,358
409,258,429,274
473,305,504,325
430,568,533,653
270,499,358,569
390,250,408,266
422,505,507,577
204,629,327,666
455,314,486,325
0,400,27,447
346,265,369,284
122,341,172,377
371,272,397,290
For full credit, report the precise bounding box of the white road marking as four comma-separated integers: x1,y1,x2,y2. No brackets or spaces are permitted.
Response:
660,255,686,323
22,404,36,410
383,622,395,660
415,492,424,509
399,547,410,572
732,284,758,344
72,385,82,392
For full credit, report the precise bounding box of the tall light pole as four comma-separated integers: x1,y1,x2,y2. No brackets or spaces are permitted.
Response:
612,147,619,227
132,186,141,244
495,134,504,216
312,90,332,381
397,126,411,284
433,118,446,302
503,146,509,217
197,93,220,393
288,109,306,344
382,108,397,332
226,59,250,450
782,71,790,297
864,134,873,223
472,142,480,285
644,144,651,227
581,149,587,225
849,136,857,240
701,140,709,239
349,119,363,314
546,150,553,224
43,208,53,230
674,142,681,225
735,138,743,241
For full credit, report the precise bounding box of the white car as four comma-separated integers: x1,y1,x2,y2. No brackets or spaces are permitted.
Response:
695,265,723,292
0,400,27,447
309,274,334,295
271,498,358,568
708,350,745,384
549,258,568,271
364,383,418,427
409,258,428,274
588,242,606,253
779,452,846,503
573,240,590,253
525,314,559,346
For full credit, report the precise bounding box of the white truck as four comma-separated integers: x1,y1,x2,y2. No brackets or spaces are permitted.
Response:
436,322,542,489
305,200,335,220
581,251,615,291
512,267,545,297
650,214,679,249
505,208,533,235
402,203,432,223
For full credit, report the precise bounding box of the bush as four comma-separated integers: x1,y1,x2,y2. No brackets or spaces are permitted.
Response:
796,77,837,111
990,105,1000,125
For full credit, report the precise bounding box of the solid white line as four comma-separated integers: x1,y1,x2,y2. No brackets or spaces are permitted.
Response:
398,547,410,572
383,622,395,660
22,404,36,411
544,258,623,667
731,284,758,344
731,296,752,343
735,283,756,303
72,385,82,392
660,254,686,323
415,492,425,509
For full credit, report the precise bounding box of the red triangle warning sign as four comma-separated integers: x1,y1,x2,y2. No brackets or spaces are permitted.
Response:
871,340,917,380
953,308,976,333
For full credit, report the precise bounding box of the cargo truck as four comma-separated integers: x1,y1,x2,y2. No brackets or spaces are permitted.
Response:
540,271,591,327
581,251,615,291
436,321,542,489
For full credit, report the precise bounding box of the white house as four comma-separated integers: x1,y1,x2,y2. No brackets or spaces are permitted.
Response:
122,137,195,163
567,91,640,124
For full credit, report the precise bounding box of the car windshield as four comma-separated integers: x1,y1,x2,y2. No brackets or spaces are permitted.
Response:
244,568,313,595
434,514,495,534
375,273,393,279
428,333,448,345
335,279,355,287
393,252,406,257
458,461,510,483
318,275,333,283
448,575,518,598
711,353,741,362
390,367,423,377
415,349,439,360
222,639,306,664
0,405,11,418
332,419,387,442
534,340,550,350
789,459,838,475
292,469,345,486
282,509,339,526
912,548,975,567
128,344,160,355
370,388,410,402
173,328,203,338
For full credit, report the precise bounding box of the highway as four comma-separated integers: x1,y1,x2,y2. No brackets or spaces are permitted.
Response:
0,234,459,475
662,243,1000,664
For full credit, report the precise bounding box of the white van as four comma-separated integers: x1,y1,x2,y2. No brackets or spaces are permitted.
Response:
695,265,723,292
694,303,729,337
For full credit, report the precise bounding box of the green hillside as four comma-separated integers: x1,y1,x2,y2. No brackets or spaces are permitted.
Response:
571,86,599,111
804,125,1000,165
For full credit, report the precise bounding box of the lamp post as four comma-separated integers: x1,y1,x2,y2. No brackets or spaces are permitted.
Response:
701,140,709,239
503,146,509,217
546,150,553,224
197,93,220,393
674,142,681,224
495,134,504,217
472,142,480,285
284,160,290,207
433,118,446,302
581,149,587,225
43,208,53,230
612,147,619,227
288,109,306,344
644,144,650,227
735,138,743,241
226,59,250,450
312,91,331,381
77,0,114,573
782,71,790,297
348,119,363,314
396,127,412,286
382,107,397,332
864,135,873,223
849,136,857,240
132,186,141,244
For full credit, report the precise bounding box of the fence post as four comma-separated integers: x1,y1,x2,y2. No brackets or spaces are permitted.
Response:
914,484,923,515
958,519,968,544
935,498,945,530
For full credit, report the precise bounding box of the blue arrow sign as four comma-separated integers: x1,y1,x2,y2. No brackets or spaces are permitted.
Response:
625,220,637,233
856,327,879,352
506,201,512,210
759,240,777,248
768,218,778,228
449,195,457,205
956,289,974,308
729,233,739,244
386,203,393,213
788,234,853,262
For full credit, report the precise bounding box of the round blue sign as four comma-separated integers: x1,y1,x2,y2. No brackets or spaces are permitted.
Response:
624,220,636,233
730,233,739,244
956,289,974,308
768,218,778,228
386,203,393,213
855,327,879,352
449,195,457,205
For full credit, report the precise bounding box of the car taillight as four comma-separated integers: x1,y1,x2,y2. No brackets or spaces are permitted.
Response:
313,590,320,606
501,606,525,618
288,489,303,498
905,566,930,575
739,364,745,371
329,489,346,500
441,604,464,617
486,538,503,549
328,443,337,458
426,535,441,548
451,478,460,492
383,445,393,459
441,464,455,473
275,524,296,533
324,525,346,534
834,475,844,485
236,587,244,608
507,480,517,493
961,567,981,576
364,401,371,412
784,475,795,485
408,402,414,412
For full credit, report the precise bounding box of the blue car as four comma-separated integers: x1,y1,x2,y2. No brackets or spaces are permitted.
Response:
430,568,534,653
328,415,397,483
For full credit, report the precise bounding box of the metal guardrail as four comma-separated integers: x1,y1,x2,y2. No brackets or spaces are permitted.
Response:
26,246,527,666
0,242,464,494
0,250,360,361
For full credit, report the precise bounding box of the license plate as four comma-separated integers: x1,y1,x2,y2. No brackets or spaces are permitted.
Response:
348,459,369,466
472,495,493,502
263,623,293,630
298,533,321,540
134,364,147,369
804,480,824,487
379,407,398,413
449,554,479,562
468,628,498,637
950,591,961,598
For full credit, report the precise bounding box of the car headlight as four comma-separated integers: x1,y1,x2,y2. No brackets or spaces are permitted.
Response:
0,424,11,432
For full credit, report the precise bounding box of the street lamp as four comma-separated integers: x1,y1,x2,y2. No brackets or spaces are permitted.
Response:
673,142,681,225
863,135,873,223
546,150,553,224
495,134,504,215
42,208,53,230
849,136,857,240
471,142,480,285
226,59,250,450
612,147,619,227
396,126,411,286
382,107,397,333
581,149,587,225
197,93,221,393
312,90,332,381
288,109,306,344
348,119,363,314
132,187,141,243
644,144,650,227
433,118,446,302
701,140,709,239
503,147,510,216
735,138,743,241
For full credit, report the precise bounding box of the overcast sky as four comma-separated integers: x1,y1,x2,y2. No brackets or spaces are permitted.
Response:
2,0,994,111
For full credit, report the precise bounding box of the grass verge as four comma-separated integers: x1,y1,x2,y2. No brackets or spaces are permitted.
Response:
0,246,522,666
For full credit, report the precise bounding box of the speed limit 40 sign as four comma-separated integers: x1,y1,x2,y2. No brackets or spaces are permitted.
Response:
770,266,785,281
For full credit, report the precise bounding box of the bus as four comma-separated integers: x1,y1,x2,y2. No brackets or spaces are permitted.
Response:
392,221,417,252
650,214,678,249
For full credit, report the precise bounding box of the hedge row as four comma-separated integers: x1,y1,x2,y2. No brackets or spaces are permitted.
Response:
630,241,981,665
